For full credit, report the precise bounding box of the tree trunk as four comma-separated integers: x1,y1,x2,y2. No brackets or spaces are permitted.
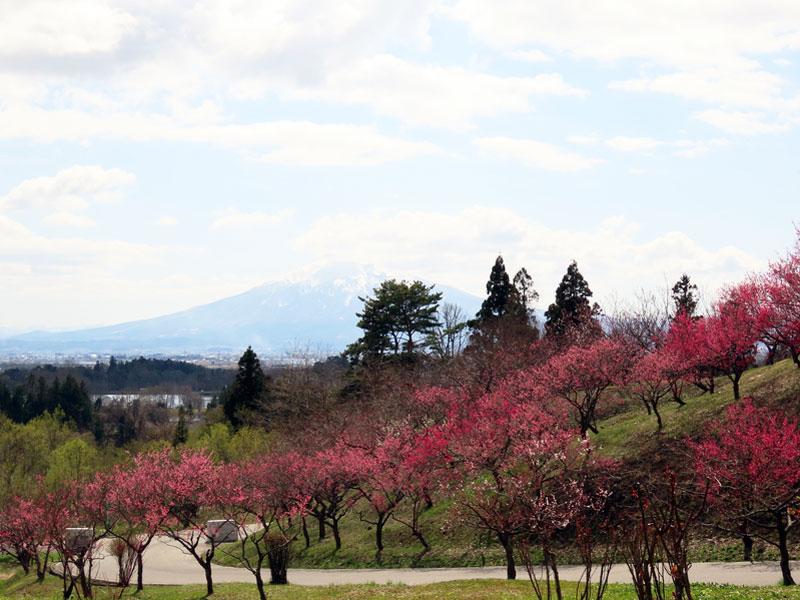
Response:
203,560,214,595
331,521,342,550
302,516,311,548
376,518,385,552
254,567,267,600
653,404,663,429
776,512,796,585
499,534,516,580
414,528,430,550
732,373,741,401
136,551,144,591
317,515,326,540
742,534,753,562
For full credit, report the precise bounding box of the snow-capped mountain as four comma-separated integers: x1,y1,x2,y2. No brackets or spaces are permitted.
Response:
1,264,483,357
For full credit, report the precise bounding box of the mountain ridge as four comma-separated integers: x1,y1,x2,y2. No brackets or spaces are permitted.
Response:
1,264,483,357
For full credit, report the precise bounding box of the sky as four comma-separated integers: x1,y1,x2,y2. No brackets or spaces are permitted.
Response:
0,0,799,333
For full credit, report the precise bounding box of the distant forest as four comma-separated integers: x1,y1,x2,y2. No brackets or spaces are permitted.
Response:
0,356,235,395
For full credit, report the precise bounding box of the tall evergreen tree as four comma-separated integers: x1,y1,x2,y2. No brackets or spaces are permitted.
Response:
672,273,698,318
510,267,539,325
172,406,189,446
475,256,514,322
544,260,599,336
223,346,268,429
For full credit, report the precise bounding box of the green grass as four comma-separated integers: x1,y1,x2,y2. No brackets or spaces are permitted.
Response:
5,568,800,600
593,358,800,461
215,499,509,569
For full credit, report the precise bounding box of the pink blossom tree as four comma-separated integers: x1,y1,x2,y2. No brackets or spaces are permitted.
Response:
754,236,800,367
624,349,687,429
94,448,177,592
0,481,67,580
691,399,800,585
220,455,308,599
536,337,635,436
156,449,225,596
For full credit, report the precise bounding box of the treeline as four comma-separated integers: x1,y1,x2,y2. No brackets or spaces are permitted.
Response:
0,356,234,395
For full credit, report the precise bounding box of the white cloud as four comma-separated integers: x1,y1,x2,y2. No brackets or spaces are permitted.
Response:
567,135,598,145
774,58,792,66
155,216,179,227
0,0,136,58
605,136,729,158
693,109,789,134
507,49,553,62
474,137,603,171
0,165,136,213
293,207,765,304
448,0,800,129
610,66,785,109
44,212,96,228
606,137,663,152
213,209,295,229
0,214,160,266
446,1,800,69
0,108,443,166
287,54,586,129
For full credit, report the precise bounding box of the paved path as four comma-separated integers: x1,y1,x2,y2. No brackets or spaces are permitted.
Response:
73,535,798,588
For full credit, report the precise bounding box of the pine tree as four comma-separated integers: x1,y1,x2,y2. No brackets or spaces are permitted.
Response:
173,406,189,446
223,346,268,429
544,260,598,336
672,273,698,318
511,267,539,325
345,280,442,362
475,256,514,322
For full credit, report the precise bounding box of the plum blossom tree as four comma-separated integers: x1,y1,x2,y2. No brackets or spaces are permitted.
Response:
156,449,225,596
623,349,687,429
0,481,66,580
691,400,800,586
536,337,635,436
666,292,760,401
220,455,307,599
94,448,179,592
754,237,800,367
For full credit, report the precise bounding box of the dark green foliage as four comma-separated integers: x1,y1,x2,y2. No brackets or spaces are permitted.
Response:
172,406,189,446
223,346,269,429
473,257,539,329
0,357,233,396
476,256,514,322
672,273,698,318
544,260,599,335
346,280,442,362
0,375,93,430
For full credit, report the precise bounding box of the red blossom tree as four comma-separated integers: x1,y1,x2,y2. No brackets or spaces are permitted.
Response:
536,337,635,436
624,348,687,429
294,445,364,551
443,378,603,581
156,449,225,596
0,481,67,580
690,399,800,585
220,455,307,600
94,448,178,592
754,236,800,367
666,294,760,401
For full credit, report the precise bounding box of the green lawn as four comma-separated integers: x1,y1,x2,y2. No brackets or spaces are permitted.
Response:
5,567,800,600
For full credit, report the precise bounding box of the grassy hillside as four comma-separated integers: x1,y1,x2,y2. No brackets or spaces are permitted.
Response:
213,359,800,570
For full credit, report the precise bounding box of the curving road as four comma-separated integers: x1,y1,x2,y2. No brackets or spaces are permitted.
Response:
75,535,797,588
